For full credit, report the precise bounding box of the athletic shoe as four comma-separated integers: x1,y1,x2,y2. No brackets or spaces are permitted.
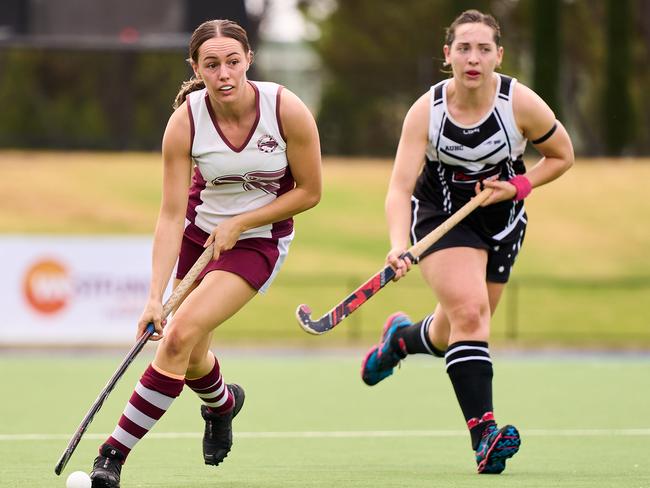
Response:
90,444,125,488
475,424,521,474
361,312,411,386
201,383,246,466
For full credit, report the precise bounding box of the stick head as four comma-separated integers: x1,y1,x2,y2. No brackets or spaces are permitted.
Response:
296,304,327,335
55,442,75,475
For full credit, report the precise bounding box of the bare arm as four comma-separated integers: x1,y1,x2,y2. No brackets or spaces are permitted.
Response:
481,82,574,204
385,92,430,279
204,88,322,258
515,83,574,186
137,104,192,339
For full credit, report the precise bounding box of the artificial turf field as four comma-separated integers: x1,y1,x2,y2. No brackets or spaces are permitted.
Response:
1,351,649,487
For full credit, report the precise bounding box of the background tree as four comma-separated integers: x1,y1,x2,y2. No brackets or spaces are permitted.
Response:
532,0,561,119
305,0,493,155
299,0,649,157
603,0,634,155
632,0,650,154
1,0,649,155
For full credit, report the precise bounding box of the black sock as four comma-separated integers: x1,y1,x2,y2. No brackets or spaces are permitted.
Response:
390,314,445,356
445,341,495,449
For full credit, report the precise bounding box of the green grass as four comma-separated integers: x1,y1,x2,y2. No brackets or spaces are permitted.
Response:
1,354,649,487
1,151,650,345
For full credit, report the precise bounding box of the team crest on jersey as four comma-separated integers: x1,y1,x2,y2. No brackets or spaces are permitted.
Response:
211,168,286,194
257,134,279,153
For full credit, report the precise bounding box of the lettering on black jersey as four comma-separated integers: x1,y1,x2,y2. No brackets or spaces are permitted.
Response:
442,114,500,149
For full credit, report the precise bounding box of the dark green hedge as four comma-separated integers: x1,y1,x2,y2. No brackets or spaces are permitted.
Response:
0,49,188,150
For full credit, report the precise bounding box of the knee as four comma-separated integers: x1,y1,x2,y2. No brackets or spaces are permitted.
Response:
449,303,489,336
161,319,195,360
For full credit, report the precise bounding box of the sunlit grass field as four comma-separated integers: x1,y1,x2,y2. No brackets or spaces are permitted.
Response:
1,353,649,487
1,151,650,346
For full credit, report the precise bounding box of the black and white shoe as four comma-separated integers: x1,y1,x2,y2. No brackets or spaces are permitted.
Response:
201,384,246,466
90,444,125,488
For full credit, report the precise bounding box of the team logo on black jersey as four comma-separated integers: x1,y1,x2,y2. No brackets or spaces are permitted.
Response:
257,134,279,153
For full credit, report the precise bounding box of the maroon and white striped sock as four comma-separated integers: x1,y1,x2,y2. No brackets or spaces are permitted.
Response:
104,364,184,459
185,354,234,415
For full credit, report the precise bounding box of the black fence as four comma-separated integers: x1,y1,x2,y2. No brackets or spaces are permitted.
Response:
221,274,650,348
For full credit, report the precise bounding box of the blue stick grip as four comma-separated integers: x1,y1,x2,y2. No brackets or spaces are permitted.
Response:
399,251,415,262
145,322,155,334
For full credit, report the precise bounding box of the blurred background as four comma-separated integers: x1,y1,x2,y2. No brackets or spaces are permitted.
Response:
1,0,649,349
2,0,650,155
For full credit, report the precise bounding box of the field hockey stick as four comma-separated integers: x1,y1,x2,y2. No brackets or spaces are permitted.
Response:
296,188,493,335
54,244,214,476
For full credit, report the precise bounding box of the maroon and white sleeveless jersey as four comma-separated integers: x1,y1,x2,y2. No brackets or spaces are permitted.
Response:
184,81,294,243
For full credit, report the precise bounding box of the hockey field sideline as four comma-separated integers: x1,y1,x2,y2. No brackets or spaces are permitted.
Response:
1,354,648,487
2,151,650,346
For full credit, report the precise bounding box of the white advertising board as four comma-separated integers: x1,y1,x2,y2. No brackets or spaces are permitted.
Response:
0,236,172,346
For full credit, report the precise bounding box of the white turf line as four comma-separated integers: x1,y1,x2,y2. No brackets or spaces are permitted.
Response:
1,428,650,442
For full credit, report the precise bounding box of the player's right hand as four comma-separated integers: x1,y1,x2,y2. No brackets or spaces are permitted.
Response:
137,299,166,341
386,248,412,282
204,216,245,261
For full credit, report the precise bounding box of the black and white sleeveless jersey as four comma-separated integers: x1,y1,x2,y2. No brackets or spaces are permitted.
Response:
414,74,528,239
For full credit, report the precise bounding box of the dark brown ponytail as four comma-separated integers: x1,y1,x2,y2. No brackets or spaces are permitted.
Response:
173,78,205,109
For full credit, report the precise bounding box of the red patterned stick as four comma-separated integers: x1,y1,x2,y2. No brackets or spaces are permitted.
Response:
296,189,492,335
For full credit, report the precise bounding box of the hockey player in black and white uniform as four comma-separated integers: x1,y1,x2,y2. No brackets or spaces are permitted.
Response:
361,9,574,475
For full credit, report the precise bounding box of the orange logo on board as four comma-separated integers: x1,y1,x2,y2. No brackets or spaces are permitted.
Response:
23,259,71,315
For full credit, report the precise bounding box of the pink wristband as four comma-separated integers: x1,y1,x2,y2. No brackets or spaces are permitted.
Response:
508,175,532,201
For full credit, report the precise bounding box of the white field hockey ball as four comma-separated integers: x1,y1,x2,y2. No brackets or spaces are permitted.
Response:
66,471,91,488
